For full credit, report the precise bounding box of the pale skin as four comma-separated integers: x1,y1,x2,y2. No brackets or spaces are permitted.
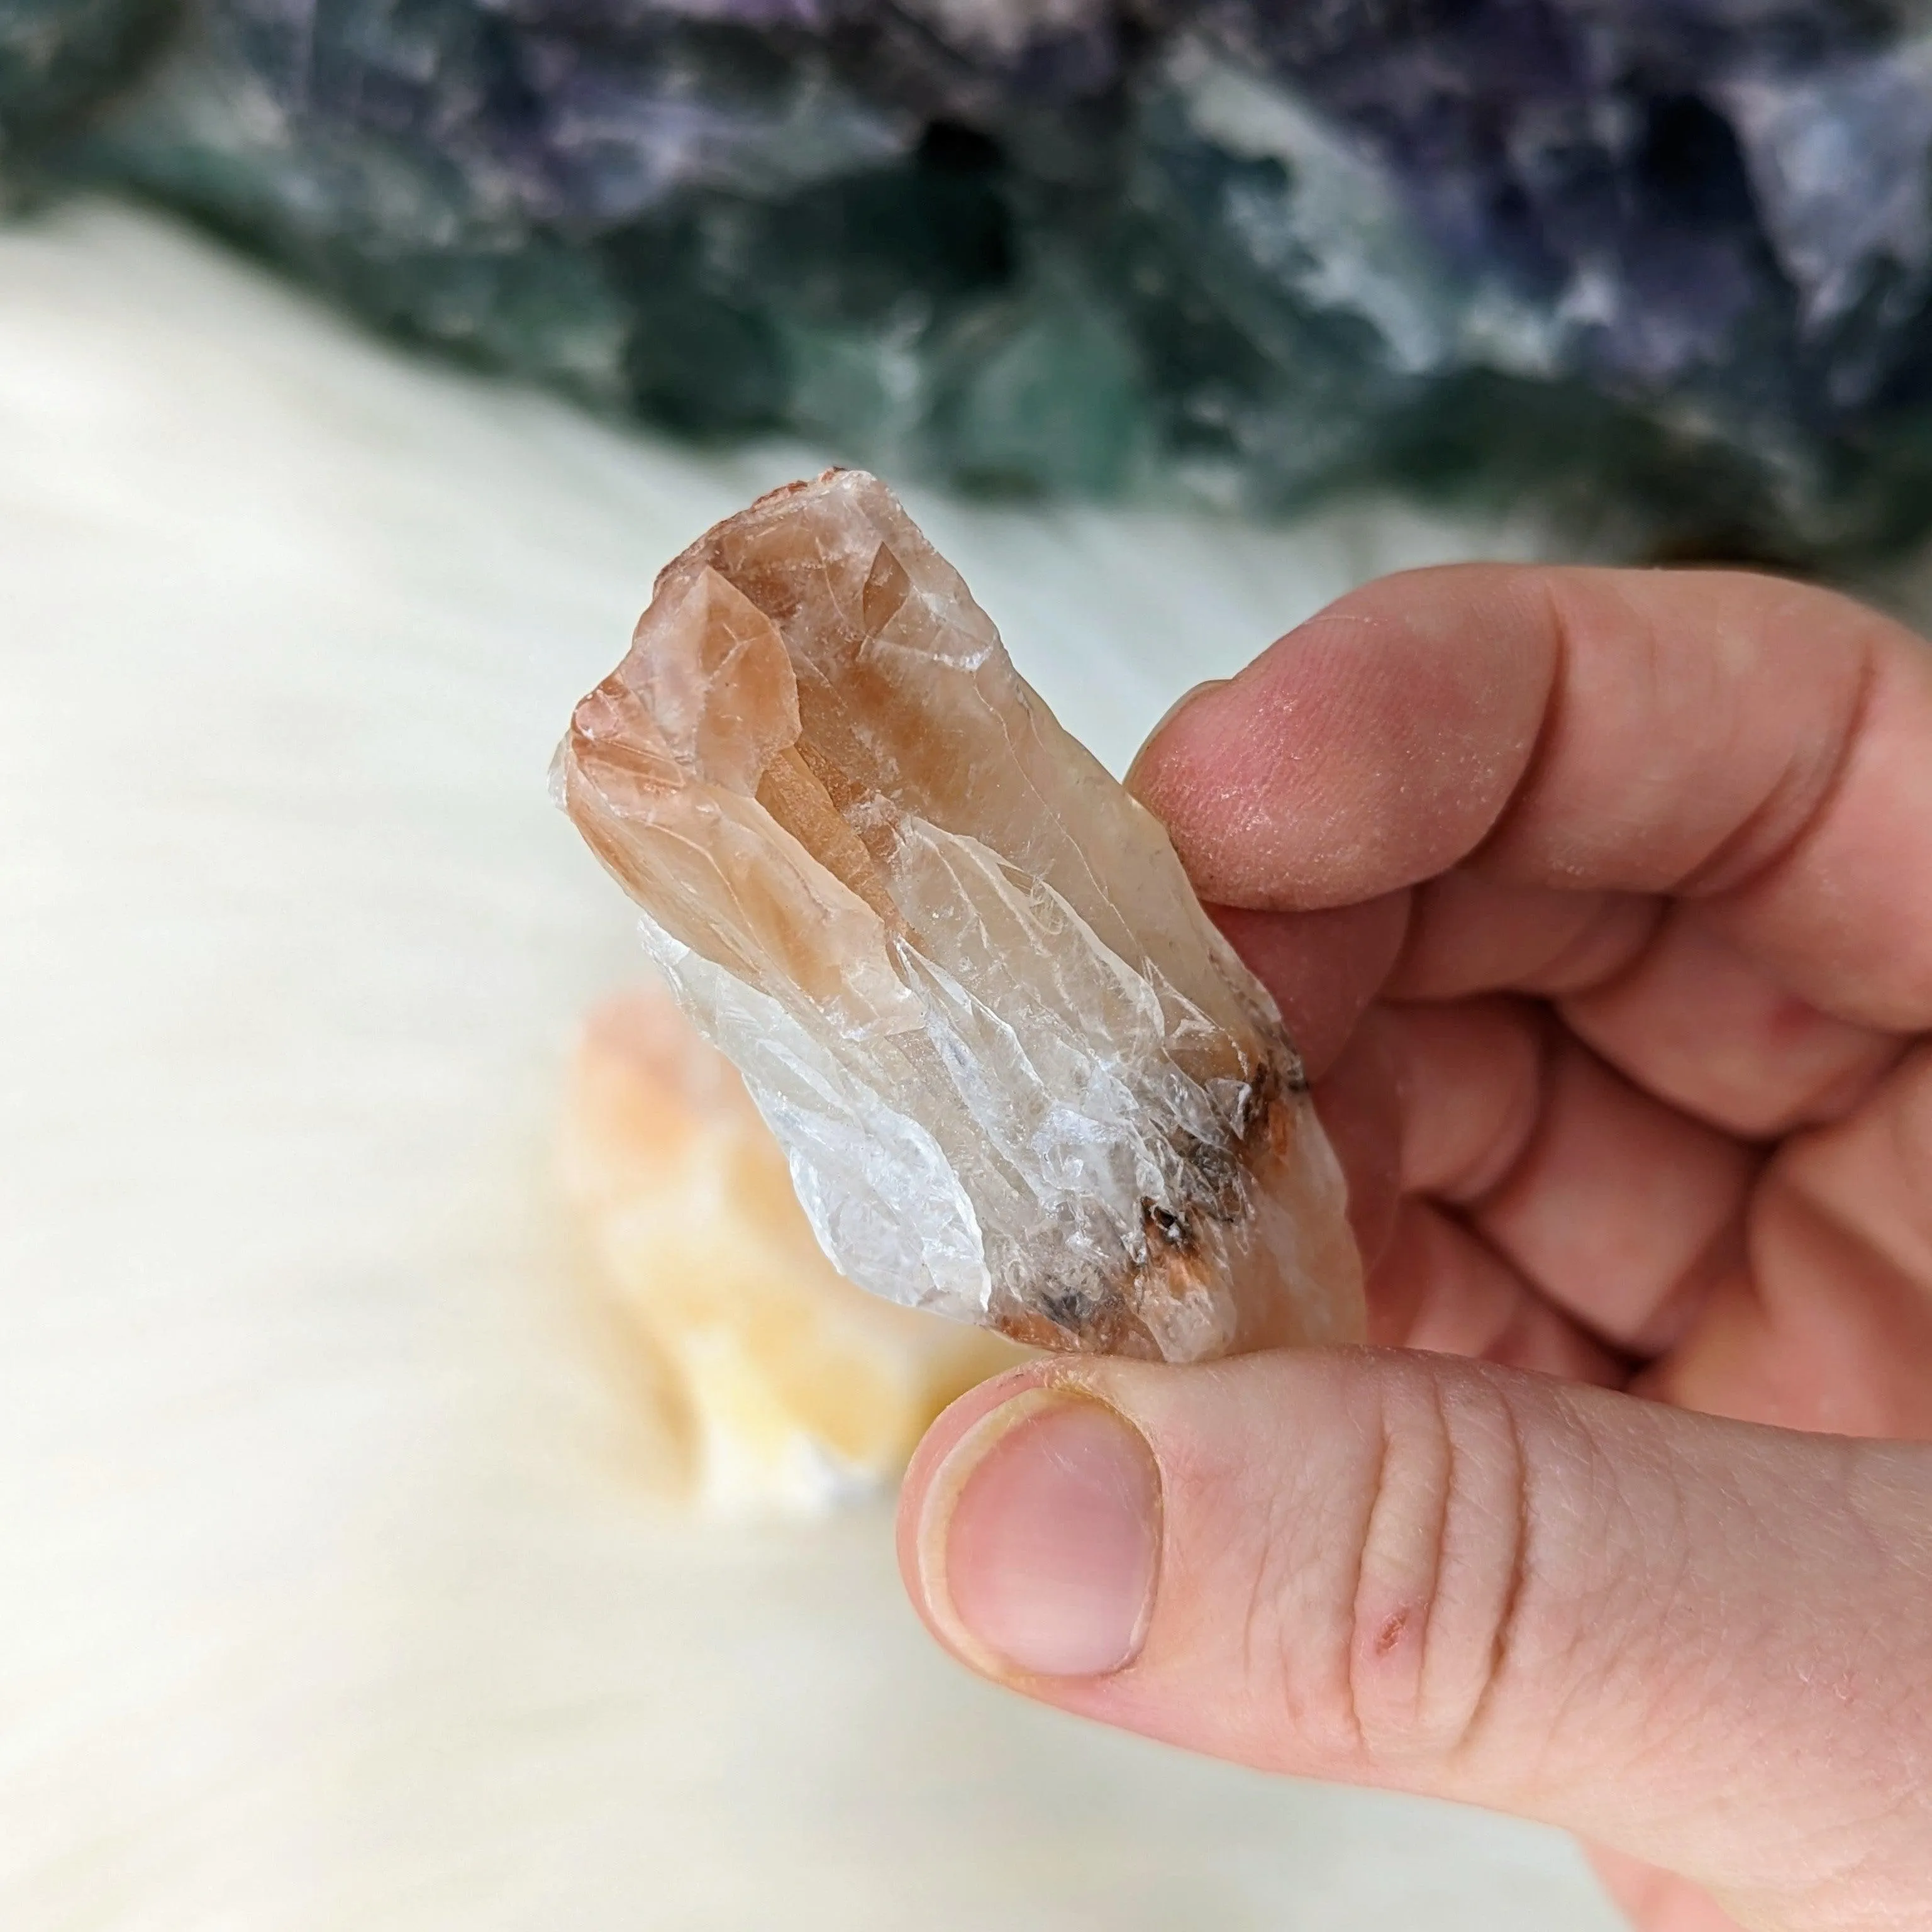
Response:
894,565,1932,1930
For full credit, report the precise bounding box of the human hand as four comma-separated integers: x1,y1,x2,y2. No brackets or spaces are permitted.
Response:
895,566,1932,1929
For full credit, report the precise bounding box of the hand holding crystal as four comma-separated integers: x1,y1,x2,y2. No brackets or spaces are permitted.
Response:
898,565,1932,1931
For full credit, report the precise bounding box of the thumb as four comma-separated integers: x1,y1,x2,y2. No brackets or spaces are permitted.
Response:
897,1352,1932,1925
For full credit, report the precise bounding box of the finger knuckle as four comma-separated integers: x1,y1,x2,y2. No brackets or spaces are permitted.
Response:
1338,1363,1537,1773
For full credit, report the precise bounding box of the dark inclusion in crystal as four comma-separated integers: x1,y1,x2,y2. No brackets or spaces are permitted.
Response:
9,0,1932,561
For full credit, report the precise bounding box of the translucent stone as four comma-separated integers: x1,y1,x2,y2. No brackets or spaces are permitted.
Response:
562,986,1022,1514
557,468,1364,1362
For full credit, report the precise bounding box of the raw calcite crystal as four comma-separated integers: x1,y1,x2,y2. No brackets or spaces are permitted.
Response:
557,468,1365,1362
562,985,1022,1513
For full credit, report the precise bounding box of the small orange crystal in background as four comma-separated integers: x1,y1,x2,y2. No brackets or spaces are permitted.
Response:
558,469,1364,1362
562,985,1024,1513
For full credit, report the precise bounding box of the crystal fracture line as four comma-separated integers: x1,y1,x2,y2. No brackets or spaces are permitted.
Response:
558,469,1363,1362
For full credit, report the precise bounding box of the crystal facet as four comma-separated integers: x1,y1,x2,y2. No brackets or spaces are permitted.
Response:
557,469,1364,1362
562,985,1023,1513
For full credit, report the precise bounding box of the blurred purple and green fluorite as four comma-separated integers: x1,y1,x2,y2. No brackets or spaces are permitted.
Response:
8,0,1932,560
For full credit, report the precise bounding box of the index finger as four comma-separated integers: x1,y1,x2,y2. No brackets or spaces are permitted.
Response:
1132,565,1932,1031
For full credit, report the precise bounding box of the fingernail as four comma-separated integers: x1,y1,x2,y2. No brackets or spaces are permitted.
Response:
916,1387,1162,1680
1126,677,1231,795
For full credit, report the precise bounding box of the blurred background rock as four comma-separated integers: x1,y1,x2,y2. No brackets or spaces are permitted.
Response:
8,0,1932,562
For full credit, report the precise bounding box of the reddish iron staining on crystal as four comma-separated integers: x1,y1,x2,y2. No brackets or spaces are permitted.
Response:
558,469,1363,1362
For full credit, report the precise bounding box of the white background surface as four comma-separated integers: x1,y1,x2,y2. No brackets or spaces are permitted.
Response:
0,198,1629,1928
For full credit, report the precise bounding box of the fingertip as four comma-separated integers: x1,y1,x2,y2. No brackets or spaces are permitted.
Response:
1129,567,1558,909
1126,671,1260,882
899,1372,1163,1683
896,1362,1056,1627
1124,677,1231,799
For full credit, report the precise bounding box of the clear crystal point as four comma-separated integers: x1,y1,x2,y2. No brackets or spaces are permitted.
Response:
558,469,1363,1362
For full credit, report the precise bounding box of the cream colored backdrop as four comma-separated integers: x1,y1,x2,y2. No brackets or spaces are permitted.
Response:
1,198,1636,1929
